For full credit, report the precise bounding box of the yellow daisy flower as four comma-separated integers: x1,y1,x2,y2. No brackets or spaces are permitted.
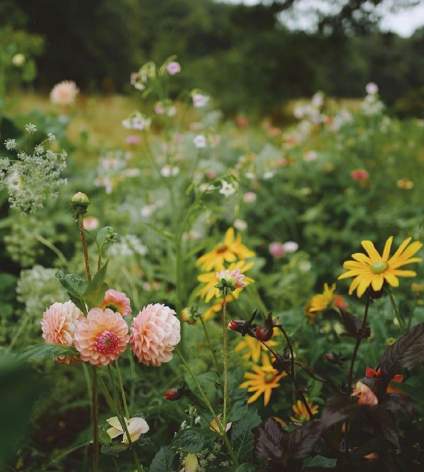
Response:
306,283,336,315
240,354,286,406
235,330,278,364
197,228,255,272
197,260,253,303
338,236,422,297
290,399,319,424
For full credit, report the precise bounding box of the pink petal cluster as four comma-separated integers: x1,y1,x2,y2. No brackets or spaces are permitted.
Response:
50,80,79,106
269,242,285,259
166,61,181,75
130,304,180,366
217,269,246,289
74,308,129,366
41,301,83,346
100,289,131,317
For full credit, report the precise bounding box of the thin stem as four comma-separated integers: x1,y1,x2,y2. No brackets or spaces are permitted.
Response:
91,366,99,472
107,366,143,472
200,316,219,371
276,324,313,419
222,296,229,428
347,294,370,390
115,361,130,417
78,215,92,281
35,234,68,266
177,350,238,466
387,288,406,331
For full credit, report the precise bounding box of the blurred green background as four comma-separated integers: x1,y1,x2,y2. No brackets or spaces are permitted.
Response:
1,0,423,116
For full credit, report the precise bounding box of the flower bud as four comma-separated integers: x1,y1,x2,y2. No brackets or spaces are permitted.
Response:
227,319,249,335
71,192,90,216
255,325,273,342
181,307,197,325
183,453,200,472
163,387,184,401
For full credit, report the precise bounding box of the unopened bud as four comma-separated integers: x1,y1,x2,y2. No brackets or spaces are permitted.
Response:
227,319,249,335
255,325,273,342
163,387,184,401
181,307,197,325
71,192,90,216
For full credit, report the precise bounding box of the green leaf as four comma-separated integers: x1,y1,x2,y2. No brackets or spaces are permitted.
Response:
235,465,256,472
84,262,108,308
231,407,261,441
19,343,76,362
174,429,205,453
149,446,175,472
56,271,87,312
96,226,118,258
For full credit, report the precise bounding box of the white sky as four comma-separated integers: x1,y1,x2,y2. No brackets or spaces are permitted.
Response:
219,0,424,36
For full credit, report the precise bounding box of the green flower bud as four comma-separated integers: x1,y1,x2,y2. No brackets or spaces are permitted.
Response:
71,192,90,216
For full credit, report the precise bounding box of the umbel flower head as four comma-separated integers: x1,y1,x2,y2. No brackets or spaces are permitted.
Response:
100,289,131,317
130,304,180,366
41,301,83,346
74,308,129,366
338,236,422,297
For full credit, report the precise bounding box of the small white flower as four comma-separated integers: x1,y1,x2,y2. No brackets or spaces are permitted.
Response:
4,139,17,150
47,133,56,143
122,112,151,131
34,145,44,155
160,165,179,177
12,53,25,66
366,82,378,95
282,241,299,253
24,123,37,134
219,181,236,197
192,93,209,108
263,171,275,180
166,61,181,75
140,204,156,218
193,135,206,149
234,219,247,231
106,416,149,444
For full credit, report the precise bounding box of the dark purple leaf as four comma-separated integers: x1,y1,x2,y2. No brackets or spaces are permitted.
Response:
256,417,288,464
338,309,370,338
379,323,424,377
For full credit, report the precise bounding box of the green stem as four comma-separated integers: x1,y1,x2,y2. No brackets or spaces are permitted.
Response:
78,215,92,281
200,316,219,371
35,234,68,266
347,294,370,389
177,350,238,466
222,296,229,428
107,366,143,472
91,366,99,472
387,288,406,330
115,361,130,417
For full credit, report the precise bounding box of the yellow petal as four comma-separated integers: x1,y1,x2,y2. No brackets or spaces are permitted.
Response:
382,236,394,261
371,274,384,291
361,240,382,262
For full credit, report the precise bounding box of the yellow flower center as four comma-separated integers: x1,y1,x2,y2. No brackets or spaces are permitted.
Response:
370,261,388,274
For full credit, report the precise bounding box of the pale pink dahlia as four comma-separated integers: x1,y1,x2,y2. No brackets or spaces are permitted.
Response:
74,308,129,366
50,80,79,106
130,304,180,366
41,301,83,346
100,289,131,317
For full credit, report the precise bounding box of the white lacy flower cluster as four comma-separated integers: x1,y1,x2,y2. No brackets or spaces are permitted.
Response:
108,234,148,258
0,131,67,213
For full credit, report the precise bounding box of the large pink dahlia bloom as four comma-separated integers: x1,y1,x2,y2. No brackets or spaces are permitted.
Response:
130,304,180,366
74,308,129,366
41,301,83,346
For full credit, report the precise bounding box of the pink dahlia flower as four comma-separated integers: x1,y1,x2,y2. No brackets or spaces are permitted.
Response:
50,80,79,106
74,308,129,366
130,304,181,366
100,289,131,317
41,301,83,346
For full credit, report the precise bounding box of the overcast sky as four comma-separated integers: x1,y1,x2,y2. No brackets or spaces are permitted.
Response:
219,0,424,36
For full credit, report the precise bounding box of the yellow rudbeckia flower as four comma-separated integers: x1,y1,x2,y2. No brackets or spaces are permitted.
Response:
197,228,255,272
290,399,319,424
235,330,278,363
240,354,286,406
338,236,422,297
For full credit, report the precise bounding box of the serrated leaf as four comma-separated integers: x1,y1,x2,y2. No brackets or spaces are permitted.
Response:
379,322,424,376
174,429,204,453
255,417,288,465
231,407,261,441
288,420,322,460
150,446,175,472
19,343,76,362
56,271,87,312
84,262,108,308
